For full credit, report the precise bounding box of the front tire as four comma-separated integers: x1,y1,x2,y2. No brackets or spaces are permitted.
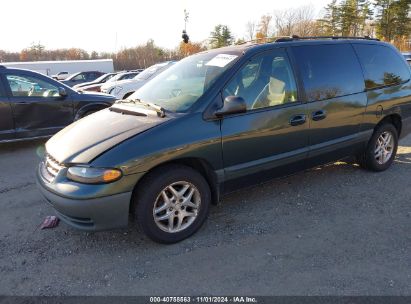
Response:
358,123,398,172
134,165,211,244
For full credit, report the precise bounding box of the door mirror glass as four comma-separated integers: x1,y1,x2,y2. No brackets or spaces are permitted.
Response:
215,96,247,117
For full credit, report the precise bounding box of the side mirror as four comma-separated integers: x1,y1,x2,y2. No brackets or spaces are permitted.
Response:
215,96,247,117
58,87,67,97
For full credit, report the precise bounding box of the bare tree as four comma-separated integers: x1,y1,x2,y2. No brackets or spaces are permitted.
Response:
292,6,316,36
258,15,273,41
245,21,256,41
273,5,317,37
273,9,296,36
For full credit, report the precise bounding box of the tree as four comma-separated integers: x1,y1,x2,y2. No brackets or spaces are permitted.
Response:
245,21,256,41
272,6,318,37
319,0,374,37
290,6,317,36
375,0,411,42
321,0,340,35
210,25,234,48
179,41,206,57
273,9,297,36
258,15,272,40
90,51,99,59
29,42,45,60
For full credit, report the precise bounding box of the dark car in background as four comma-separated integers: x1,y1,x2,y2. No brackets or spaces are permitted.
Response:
73,72,117,90
37,38,411,243
0,66,116,142
74,71,141,92
61,71,105,87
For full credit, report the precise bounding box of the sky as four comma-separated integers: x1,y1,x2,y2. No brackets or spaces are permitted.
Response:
0,0,330,53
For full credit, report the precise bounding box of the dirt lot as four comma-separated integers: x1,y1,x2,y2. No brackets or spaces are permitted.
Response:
0,135,410,296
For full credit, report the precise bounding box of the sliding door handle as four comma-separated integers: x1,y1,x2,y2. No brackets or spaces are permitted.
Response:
312,110,327,121
289,114,307,126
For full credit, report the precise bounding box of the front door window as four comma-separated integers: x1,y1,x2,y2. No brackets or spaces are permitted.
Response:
6,74,60,98
223,49,298,110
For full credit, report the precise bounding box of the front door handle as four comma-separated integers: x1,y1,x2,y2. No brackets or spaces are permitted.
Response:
289,114,307,126
312,110,327,121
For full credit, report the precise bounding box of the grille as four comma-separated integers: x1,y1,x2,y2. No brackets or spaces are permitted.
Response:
42,153,64,181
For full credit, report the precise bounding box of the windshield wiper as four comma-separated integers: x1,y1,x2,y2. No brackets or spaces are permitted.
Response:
119,99,166,118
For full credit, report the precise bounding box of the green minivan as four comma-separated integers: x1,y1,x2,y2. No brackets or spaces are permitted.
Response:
37,37,411,243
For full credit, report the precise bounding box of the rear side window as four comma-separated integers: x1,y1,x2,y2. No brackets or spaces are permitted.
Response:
292,44,365,102
72,74,85,81
353,44,411,90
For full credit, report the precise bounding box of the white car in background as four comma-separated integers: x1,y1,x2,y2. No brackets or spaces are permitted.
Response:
51,71,69,80
101,61,175,99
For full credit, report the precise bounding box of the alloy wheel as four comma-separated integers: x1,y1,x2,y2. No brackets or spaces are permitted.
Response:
375,131,394,165
153,181,201,233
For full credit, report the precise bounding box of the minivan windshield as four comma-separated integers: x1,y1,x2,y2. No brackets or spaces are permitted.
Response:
128,52,240,112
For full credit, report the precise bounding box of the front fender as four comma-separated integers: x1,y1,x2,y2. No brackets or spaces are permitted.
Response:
91,112,224,178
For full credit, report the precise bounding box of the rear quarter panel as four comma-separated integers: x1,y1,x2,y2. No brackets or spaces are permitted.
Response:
360,81,411,138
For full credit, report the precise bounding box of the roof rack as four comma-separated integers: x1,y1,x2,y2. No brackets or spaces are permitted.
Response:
275,35,380,42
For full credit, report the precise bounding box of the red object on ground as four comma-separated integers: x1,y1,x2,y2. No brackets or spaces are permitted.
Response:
40,216,60,229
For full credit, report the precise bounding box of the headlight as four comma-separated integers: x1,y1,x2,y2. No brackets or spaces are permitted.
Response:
67,166,122,184
110,86,122,95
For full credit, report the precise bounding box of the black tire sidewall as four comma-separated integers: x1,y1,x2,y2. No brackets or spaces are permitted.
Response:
365,123,398,172
135,166,211,244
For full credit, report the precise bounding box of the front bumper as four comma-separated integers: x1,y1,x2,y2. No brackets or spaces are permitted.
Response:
36,164,138,231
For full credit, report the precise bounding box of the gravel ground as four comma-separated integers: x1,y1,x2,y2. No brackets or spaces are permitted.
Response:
0,135,410,296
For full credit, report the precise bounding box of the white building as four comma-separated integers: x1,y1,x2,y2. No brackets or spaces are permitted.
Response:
0,59,114,76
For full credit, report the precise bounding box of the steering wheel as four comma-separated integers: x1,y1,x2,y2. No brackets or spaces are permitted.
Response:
27,86,35,97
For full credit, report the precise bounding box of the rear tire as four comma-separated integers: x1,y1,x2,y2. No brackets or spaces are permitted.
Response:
134,165,211,244
358,123,398,172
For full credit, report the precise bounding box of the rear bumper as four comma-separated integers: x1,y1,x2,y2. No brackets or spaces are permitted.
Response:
36,165,134,231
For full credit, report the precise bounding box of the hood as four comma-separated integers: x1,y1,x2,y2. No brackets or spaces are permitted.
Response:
75,90,115,99
73,81,96,89
78,83,103,91
46,106,170,164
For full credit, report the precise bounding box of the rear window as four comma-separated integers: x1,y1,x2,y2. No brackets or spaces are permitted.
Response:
292,44,365,102
353,44,410,90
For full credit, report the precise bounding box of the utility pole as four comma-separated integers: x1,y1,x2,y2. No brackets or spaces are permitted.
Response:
182,9,190,44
